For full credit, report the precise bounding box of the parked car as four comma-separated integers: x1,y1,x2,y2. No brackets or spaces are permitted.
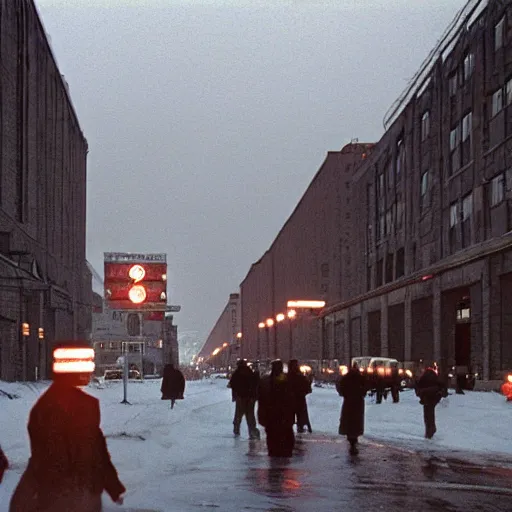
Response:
351,356,413,404
104,369,142,381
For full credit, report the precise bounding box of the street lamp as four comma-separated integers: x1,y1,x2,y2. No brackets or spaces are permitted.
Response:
265,318,274,360
258,322,265,359
275,313,285,358
287,309,297,358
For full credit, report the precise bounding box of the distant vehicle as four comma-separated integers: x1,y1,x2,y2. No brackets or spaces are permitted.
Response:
104,369,142,381
351,356,413,404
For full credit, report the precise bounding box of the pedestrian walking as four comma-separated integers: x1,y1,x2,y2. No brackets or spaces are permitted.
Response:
336,362,367,455
287,359,312,433
415,366,446,439
228,359,260,439
257,360,295,457
161,362,186,409
0,445,8,484
9,342,125,512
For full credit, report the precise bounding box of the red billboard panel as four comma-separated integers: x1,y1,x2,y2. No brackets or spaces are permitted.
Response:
103,253,167,311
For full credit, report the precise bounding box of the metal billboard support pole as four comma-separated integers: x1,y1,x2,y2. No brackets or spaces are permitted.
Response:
121,346,131,405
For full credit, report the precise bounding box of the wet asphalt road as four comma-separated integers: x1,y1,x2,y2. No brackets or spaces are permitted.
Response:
142,432,512,512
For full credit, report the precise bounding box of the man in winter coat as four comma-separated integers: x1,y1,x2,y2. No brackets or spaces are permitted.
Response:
161,363,186,409
336,363,367,455
9,343,125,512
228,359,260,439
287,359,312,433
0,445,8,484
257,360,295,457
415,366,446,439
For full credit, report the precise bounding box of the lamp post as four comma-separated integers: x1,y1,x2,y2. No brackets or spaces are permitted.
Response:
275,313,285,359
258,322,265,360
265,318,274,360
287,309,297,359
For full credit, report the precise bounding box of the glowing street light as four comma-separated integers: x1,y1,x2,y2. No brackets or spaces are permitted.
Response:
286,300,325,309
266,318,274,327
236,332,242,339
276,313,285,322
287,309,297,319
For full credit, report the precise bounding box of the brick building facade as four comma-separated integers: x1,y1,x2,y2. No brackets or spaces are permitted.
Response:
0,1,91,381
199,293,241,368
234,0,512,382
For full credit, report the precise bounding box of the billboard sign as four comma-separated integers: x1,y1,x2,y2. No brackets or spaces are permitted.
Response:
104,252,167,311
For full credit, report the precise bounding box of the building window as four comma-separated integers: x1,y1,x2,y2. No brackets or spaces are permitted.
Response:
506,78,512,105
396,200,404,230
462,192,473,248
396,248,405,278
462,112,473,166
462,112,472,141
463,53,475,81
450,125,461,174
420,171,430,211
385,253,394,283
495,17,505,51
376,258,384,286
492,88,504,116
387,160,394,190
462,193,473,221
490,173,505,207
449,73,458,96
421,111,430,141
450,202,459,227
379,213,385,240
396,138,405,179
377,173,384,197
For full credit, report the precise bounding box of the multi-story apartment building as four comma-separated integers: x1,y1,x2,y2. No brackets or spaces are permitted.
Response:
0,1,91,381
231,0,512,382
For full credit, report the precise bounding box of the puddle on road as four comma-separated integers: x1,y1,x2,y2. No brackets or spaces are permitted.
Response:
244,466,314,500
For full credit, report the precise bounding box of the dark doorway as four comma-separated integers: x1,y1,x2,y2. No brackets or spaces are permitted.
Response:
455,322,471,367
454,298,471,367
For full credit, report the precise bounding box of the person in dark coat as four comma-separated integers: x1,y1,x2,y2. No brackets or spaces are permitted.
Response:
9,345,125,512
257,360,295,457
161,363,186,409
336,363,367,455
415,366,446,439
287,359,312,433
0,445,8,484
228,359,260,439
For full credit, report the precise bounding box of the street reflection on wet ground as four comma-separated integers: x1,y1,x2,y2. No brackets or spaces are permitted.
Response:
241,434,512,511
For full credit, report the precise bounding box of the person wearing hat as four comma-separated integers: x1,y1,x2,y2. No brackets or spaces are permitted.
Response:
415,365,446,439
257,360,295,457
9,342,125,512
227,359,260,439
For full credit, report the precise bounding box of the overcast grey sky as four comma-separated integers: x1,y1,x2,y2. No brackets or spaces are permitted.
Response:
36,0,466,343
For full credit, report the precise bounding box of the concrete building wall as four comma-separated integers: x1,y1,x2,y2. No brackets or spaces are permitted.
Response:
0,1,90,381
239,144,371,363
199,293,241,366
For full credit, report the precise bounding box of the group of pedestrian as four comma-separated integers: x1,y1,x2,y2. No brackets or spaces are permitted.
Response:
335,361,448,454
228,358,313,457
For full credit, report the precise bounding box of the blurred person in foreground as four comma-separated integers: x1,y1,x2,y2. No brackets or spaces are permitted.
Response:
257,360,295,457
0,445,8,483
336,362,367,455
415,365,447,439
227,359,260,439
9,342,125,512
287,359,313,433
161,362,186,409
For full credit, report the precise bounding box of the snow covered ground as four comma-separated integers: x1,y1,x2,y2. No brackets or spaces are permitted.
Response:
1,378,511,511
